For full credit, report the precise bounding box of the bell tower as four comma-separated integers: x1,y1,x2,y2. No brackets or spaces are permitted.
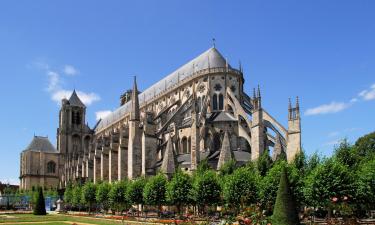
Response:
286,97,301,162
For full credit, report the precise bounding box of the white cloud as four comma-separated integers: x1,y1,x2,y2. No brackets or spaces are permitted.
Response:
46,71,61,91
63,65,79,76
52,90,100,106
328,131,340,137
305,102,350,116
33,61,100,106
96,110,112,121
358,83,375,101
0,178,20,185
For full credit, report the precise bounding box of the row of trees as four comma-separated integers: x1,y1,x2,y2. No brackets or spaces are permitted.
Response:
64,132,375,219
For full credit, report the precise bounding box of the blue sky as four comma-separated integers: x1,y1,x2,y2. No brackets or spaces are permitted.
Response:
0,1,374,184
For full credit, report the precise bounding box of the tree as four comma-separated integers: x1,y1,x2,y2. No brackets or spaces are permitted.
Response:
334,139,358,168
64,183,73,207
81,182,97,213
218,159,237,177
33,187,46,215
305,152,321,175
143,173,167,216
72,185,82,210
354,131,375,159
292,151,306,174
166,171,193,214
304,158,355,217
355,159,375,210
257,150,273,176
223,167,259,213
96,182,111,212
127,177,146,216
191,170,221,215
109,180,130,214
272,166,300,225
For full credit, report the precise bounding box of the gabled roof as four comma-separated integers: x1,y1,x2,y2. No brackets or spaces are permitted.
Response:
96,47,231,131
69,90,86,108
23,136,57,153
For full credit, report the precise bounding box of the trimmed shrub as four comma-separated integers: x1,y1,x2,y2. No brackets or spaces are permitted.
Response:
33,187,46,215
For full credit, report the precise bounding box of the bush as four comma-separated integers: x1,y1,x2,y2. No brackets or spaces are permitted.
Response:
272,166,300,225
33,187,46,215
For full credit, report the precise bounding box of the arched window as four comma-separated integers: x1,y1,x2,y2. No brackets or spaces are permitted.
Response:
72,111,82,125
213,94,218,110
181,137,188,154
197,97,201,113
219,94,224,110
72,135,81,152
47,161,56,173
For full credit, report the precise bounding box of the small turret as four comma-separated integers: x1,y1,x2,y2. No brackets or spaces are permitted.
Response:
286,97,301,162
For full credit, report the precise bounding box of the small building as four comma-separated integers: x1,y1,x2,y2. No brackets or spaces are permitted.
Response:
19,136,60,190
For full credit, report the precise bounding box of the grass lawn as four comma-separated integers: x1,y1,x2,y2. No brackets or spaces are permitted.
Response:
0,213,127,225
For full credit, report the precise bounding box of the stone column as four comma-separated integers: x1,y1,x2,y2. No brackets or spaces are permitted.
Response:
101,147,109,181
109,135,119,183
118,128,128,181
93,151,101,184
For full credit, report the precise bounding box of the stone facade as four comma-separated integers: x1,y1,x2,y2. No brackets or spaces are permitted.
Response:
19,136,60,190
21,47,302,187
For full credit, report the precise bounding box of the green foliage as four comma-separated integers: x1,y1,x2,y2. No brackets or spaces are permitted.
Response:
127,177,146,206
218,159,237,177
334,139,358,168
64,183,73,204
143,173,167,207
305,152,321,175
191,170,221,207
292,151,306,174
72,185,82,207
223,167,259,212
195,159,211,175
166,171,192,212
33,187,46,215
272,166,300,225
108,180,130,213
355,158,375,208
81,182,96,211
354,131,375,159
257,150,273,176
96,182,111,211
303,158,354,208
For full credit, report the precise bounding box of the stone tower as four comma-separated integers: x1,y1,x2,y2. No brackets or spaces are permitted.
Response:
127,77,142,179
286,97,301,162
57,90,89,185
251,86,265,161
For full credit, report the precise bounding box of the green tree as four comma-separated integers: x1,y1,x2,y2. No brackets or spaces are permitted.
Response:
257,150,273,176
355,159,375,210
166,171,193,214
109,180,130,214
304,158,355,217
354,131,375,159
334,139,358,168
305,152,321,175
72,185,82,210
218,159,237,177
272,166,300,225
143,173,167,216
81,182,97,213
191,170,221,215
64,183,73,206
127,177,146,216
33,187,46,215
223,167,259,213
96,182,111,212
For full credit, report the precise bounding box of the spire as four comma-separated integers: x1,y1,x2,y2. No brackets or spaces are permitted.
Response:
288,98,292,110
68,89,85,108
217,131,233,170
253,88,256,99
130,76,140,121
296,96,300,109
239,60,242,73
257,85,261,98
161,137,176,175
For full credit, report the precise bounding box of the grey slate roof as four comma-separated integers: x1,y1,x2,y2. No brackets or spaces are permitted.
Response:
96,47,231,131
24,136,57,153
69,90,86,108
